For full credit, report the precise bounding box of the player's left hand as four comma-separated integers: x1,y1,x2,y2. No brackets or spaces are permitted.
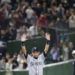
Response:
45,32,51,41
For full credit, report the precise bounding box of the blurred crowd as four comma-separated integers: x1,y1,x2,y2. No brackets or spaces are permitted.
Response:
0,0,75,41
0,41,74,70
0,0,75,71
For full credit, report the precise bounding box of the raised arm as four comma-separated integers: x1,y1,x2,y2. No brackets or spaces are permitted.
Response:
44,32,51,54
21,45,27,55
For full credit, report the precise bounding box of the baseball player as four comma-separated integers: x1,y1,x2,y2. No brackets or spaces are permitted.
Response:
22,32,51,75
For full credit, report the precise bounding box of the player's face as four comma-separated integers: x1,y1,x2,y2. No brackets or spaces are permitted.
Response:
32,51,40,58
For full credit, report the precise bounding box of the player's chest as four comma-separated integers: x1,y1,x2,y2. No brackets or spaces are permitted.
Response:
29,58,42,66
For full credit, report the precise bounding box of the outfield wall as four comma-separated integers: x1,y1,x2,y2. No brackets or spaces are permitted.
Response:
0,60,74,75
43,60,74,75
0,70,29,75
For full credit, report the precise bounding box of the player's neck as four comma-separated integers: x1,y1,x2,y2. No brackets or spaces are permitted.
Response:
34,57,38,59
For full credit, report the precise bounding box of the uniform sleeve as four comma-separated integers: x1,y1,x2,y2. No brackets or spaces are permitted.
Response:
39,53,45,61
27,54,32,62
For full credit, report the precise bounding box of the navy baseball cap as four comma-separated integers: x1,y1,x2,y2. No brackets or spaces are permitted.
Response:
31,47,39,52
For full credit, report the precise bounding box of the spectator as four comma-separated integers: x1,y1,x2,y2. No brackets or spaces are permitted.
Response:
37,13,48,28
57,4,65,19
12,53,19,70
1,0,11,4
17,46,27,70
28,24,39,38
0,57,5,70
50,45,60,63
68,42,74,59
25,6,35,26
5,53,12,70
62,43,69,61
8,26,17,40
5,53,13,75
33,3,42,17
69,9,75,28
42,2,47,13
0,41,6,59
21,32,29,42
16,25,29,41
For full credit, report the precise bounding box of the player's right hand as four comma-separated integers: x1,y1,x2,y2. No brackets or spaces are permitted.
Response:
45,32,51,41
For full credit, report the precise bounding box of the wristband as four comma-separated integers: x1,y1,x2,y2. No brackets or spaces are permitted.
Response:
46,40,51,45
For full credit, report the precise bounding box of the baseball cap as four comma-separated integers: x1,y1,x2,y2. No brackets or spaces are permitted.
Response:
31,47,39,52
